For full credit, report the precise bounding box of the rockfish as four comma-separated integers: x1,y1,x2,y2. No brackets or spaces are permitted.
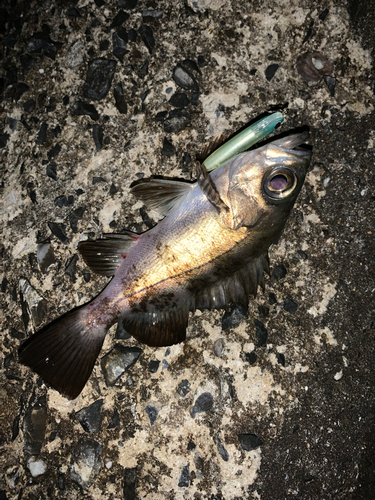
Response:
19,118,311,399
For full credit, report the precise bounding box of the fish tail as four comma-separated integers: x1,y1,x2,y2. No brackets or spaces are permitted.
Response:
18,306,107,399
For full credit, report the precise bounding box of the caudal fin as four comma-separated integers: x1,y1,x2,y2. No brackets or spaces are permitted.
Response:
18,307,106,399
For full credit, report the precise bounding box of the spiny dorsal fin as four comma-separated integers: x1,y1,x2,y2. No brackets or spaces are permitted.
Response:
195,161,229,213
78,232,139,276
198,134,225,163
130,178,192,216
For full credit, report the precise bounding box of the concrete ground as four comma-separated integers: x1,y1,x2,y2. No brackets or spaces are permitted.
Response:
1,0,374,498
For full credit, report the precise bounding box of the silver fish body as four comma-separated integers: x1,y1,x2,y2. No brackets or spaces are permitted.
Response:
19,131,311,398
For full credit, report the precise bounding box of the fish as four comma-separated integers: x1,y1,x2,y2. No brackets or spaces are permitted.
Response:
19,115,312,399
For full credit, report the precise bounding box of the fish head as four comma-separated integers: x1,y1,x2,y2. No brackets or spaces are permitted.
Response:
225,132,312,241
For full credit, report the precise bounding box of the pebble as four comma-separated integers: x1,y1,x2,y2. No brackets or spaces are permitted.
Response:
238,433,263,451
161,137,175,157
145,404,158,425
283,297,298,314
23,396,47,455
173,64,199,92
123,468,137,499
73,100,99,121
139,25,155,54
323,75,336,96
27,458,47,477
113,28,128,61
65,254,79,282
26,34,58,60
222,303,248,330
19,278,48,328
149,360,160,373
254,319,267,347
191,392,213,417
245,351,257,365
178,464,190,487
93,124,104,151
47,143,61,160
107,408,120,429
169,92,190,108
272,264,287,280
36,243,55,273
296,51,333,83
69,207,85,232
265,63,279,81
115,319,132,340
177,379,191,397
213,338,225,357
75,399,104,433
119,0,138,8
215,436,229,461
47,221,69,244
277,352,286,366
83,59,117,101
46,163,58,180
163,109,190,133
110,10,130,28
101,344,142,386
23,98,36,113
114,83,128,114
70,439,103,489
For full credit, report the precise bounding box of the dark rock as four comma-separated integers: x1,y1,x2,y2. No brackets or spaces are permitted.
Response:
192,392,213,417
169,92,190,108
119,0,138,9
296,51,333,83
178,464,190,487
245,351,257,365
19,279,48,328
319,8,329,21
20,54,35,71
107,408,120,429
277,352,286,366
58,473,65,490
222,303,248,330
162,359,169,371
238,433,263,451
52,125,61,138
36,243,55,273
111,10,130,28
139,207,154,229
47,143,61,160
182,151,192,171
23,99,36,113
138,60,148,77
3,32,16,48
73,100,100,120
23,395,47,455
54,195,69,207
109,183,118,195
37,123,48,145
6,66,17,86
177,379,191,397
254,319,267,347
265,63,279,81
115,319,132,339
163,109,190,133
197,55,207,67
258,305,269,317
323,75,336,96
139,25,155,54
101,345,142,386
93,124,104,151
0,134,9,149
46,163,58,180
123,467,137,499
182,58,202,75
155,110,168,122
149,360,160,373
187,441,196,450
283,297,298,314
302,21,314,44
215,436,229,461
114,83,127,113
83,59,117,101
127,28,137,42
161,137,175,157
65,254,79,282
268,292,277,305
47,221,69,244
173,64,199,92
67,7,81,17
69,207,85,233
14,83,29,102
70,439,102,490
75,399,104,433
145,404,158,425
213,338,225,357
112,29,128,60
26,33,58,60
272,264,287,280
190,92,200,105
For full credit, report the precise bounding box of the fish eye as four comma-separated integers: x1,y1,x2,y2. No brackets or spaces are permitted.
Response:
263,167,297,203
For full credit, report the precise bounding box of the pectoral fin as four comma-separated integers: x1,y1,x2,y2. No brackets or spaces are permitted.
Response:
195,161,229,213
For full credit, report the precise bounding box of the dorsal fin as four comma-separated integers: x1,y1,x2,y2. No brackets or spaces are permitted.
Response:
195,161,229,213
130,178,192,216
78,232,139,276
